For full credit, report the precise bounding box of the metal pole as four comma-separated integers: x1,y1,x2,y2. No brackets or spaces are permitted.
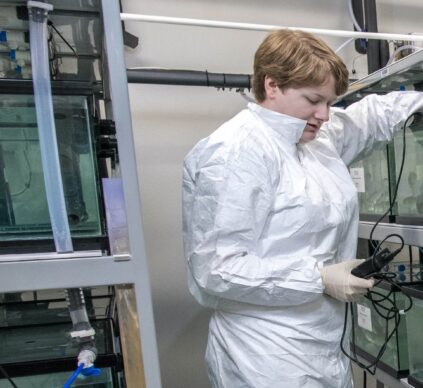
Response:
101,1,162,387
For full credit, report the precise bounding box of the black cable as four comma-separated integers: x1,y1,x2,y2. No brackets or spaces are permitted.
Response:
369,113,416,250
341,276,413,375
47,20,78,58
47,22,59,78
0,365,18,388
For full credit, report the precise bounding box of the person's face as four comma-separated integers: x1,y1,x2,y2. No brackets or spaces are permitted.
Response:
261,75,337,143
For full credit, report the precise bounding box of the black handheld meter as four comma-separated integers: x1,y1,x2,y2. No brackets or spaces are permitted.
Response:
351,248,398,279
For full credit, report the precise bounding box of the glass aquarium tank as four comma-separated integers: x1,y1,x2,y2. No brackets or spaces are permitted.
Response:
0,319,111,364
0,286,121,386
0,93,103,247
0,1,103,82
0,286,113,328
349,145,391,221
0,318,121,387
0,367,117,387
402,284,423,387
352,282,409,377
390,114,423,224
337,49,423,226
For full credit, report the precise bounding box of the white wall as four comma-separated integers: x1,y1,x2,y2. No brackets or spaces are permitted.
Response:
121,1,423,387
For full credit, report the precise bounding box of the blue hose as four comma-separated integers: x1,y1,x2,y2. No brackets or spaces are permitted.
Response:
63,364,84,388
63,364,101,388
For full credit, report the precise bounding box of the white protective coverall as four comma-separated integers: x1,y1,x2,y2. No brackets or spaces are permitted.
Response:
182,91,423,388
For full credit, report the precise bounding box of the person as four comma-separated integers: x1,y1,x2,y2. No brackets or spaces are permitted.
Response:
182,29,423,388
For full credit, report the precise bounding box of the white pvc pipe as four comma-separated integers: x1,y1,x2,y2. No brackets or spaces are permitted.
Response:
120,13,423,43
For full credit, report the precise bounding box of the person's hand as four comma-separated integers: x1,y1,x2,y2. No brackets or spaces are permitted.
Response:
319,259,374,302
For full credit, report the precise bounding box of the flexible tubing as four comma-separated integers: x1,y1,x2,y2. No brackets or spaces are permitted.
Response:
336,0,362,53
63,364,84,388
386,45,423,65
28,1,73,252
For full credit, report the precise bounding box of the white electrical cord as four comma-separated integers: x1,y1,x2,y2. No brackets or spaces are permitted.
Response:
335,37,355,53
335,0,363,53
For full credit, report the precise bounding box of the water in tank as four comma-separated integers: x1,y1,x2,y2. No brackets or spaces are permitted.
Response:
349,145,391,220
390,113,423,223
352,283,409,376
0,94,102,242
403,284,423,387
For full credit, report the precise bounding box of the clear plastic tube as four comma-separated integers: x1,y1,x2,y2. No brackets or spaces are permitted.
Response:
28,1,73,253
386,45,423,66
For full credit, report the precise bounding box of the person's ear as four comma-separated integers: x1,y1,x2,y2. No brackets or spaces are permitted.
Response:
264,75,279,99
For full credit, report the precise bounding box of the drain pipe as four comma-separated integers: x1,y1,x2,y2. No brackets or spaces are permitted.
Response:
364,0,389,73
27,0,72,253
65,288,98,366
27,1,98,381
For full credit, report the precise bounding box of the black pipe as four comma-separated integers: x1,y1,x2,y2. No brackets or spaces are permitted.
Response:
65,288,97,358
379,34,390,69
352,0,367,54
0,145,15,227
127,69,251,89
364,0,389,73
364,0,380,73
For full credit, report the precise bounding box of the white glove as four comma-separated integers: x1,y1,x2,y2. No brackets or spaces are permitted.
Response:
319,259,374,302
